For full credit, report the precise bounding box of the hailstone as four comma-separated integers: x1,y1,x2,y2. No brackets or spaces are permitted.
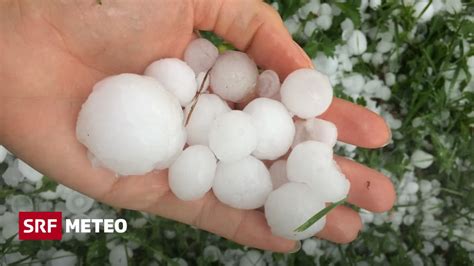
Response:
76,73,184,176
269,160,288,189
213,156,272,209
184,38,219,74
256,70,280,98
286,141,333,183
184,94,231,145
264,182,326,240
10,195,34,213
304,118,338,147
243,98,295,160
280,69,333,119
210,51,258,103
65,191,94,214
169,145,217,201
287,141,349,202
144,58,197,106
17,159,43,182
347,30,367,55
50,250,78,266
208,110,257,162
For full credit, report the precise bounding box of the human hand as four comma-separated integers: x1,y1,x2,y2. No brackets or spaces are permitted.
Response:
0,0,395,252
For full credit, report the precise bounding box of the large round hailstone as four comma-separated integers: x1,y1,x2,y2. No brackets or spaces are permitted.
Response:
17,159,43,182
256,70,280,98
269,160,288,189
208,110,257,162
144,58,197,106
243,98,295,160
169,145,217,201
76,73,184,176
411,149,434,169
280,69,333,119
210,51,258,103
213,156,272,209
304,161,350,202
184,38,219,74
264,182,326,240
304,118,338,147
153,128,186,170
287,141,333,182
184,94,231,145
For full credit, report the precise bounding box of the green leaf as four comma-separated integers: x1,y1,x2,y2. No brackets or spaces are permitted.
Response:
335,2,361,28
294,197,347,232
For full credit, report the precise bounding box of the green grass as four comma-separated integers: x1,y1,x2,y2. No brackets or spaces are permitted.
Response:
1,0,473,265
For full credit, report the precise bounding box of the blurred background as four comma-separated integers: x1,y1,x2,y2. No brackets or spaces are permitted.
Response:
1,0,473,265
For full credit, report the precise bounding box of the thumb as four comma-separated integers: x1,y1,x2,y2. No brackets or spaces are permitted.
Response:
193,0,313,78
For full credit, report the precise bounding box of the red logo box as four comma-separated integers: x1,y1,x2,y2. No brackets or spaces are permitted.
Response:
18,212,62,240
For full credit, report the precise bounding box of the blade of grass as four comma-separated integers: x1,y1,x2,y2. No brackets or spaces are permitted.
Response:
294,197,347,232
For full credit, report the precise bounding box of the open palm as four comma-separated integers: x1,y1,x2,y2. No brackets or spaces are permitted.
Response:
0,0,395,252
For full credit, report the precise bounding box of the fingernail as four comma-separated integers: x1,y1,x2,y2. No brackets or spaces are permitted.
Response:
293,41,314,69
288,240,301,254
382,126,392,147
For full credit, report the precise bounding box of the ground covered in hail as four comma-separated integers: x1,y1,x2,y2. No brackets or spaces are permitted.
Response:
1,0,473,265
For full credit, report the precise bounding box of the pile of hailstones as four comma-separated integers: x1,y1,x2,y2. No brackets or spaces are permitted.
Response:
76,38,350,240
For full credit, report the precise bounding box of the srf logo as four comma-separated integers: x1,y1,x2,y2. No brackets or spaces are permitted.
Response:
18,212,62,240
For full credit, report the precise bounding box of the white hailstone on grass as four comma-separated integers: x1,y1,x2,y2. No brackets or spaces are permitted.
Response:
313,52,339,76
341,74,365,94
284,17,300,35
369,0,381,9
10,195,34,213
414,1,435,23
144,58,197,106
341,18,354,32
196,72,210,93
376,40,394,54
315,15,332,31
0,212,16,227
304,20,318,37
264,182,326,240
210,51,258,103
446,0,462,14
385,72,396,86
0,145,7,162
208,111,257,162
304,118,338,147
109,244,133,266
256,70,280,98
49,250,78,266
184,94,231,146
374,86,392,100
203,245,221,262
411,150,434,169
171,258,188,266
269,160,289,189
243,98,295,160
347,30,367,55
302,238,320,256
371,52,384,66
65,191,94,214
2,165,24,187
319,3,332,15
17,159,43,182
280,69,333,119
298,0,320,18
213,156,272,209
2,222,18,240
169,145,217,201
76,74,184,176
56,184,75,200
184,38,219,74
239,250,265,266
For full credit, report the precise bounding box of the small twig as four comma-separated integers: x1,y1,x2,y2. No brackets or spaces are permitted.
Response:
185,68,211,126
294,197,347,232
